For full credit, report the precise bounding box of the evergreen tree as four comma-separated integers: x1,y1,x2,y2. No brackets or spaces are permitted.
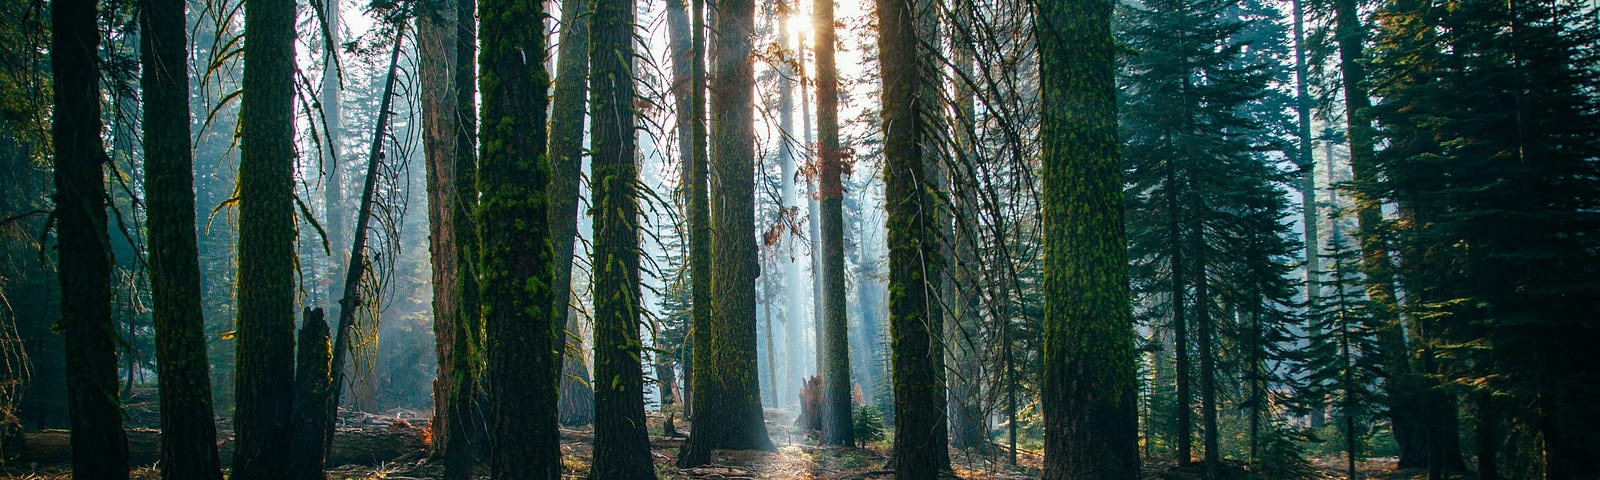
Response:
877,0,949,476
1303,235,1383,480
1038,0,1140,476
815,0,853,448
139,0,224,476
587,0,656,473
477,0,560,477
232,0,298,476
548,0,597,427
677,0,776,466
52,0,129,477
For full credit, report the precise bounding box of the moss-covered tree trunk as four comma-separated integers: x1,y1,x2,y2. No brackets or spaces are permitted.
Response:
477,0,560,477
52,1,128,477
677,0,775,466
547,0,597,427
418,0,483,473
588,0,656,474
814,0,853,449
1036,0,1140,476
683,0,708,424
232,0,298,476
876,0,947,475
139,0,224,477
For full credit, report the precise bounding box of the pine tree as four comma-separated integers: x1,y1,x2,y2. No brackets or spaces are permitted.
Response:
139,0,224,476
1038,0,1139,476
677,0,776,466
587,0,656,474
814,0,853,448
477,0,560,476
232,0,298,476
1303,235,1383,480
52,0,129,477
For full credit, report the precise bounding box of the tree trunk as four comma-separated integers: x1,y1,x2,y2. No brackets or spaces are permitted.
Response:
877,0,948,475
814,0,852,448
478,0,560,476
677,0,776,465
140,0,225,476
588,0,657,474
289,308,332,480
52,0,129,477
547,0,595,431
1290,0,1324,432
1036,0,1141,476
232,0,298,476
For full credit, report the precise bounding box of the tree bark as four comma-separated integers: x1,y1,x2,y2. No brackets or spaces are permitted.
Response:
478,0,561,476
289,308,332,480
815,0,853,449
1037,0,1141,476
52,0,129,477
139,0,225,476
677,0,776,465
232,0,298,476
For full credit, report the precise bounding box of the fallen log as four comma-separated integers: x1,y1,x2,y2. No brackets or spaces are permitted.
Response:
7,422,429,467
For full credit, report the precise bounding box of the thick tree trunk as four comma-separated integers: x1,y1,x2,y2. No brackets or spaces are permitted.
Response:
588,0,657,474
140,0,225,476
1036,0,1141,476
289,308,332,480
877,0,948,476
677,0,776,466
477,0,560,477
52,1,129,477
232,0,298,476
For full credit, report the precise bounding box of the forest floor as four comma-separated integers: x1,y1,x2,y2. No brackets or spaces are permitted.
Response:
0,408,1435,480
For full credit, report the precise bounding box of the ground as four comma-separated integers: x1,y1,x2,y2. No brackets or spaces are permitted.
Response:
0,409,1443,479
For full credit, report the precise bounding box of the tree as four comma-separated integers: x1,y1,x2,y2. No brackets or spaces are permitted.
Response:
139,0,224,477
547,0,595,427
814,0,852,448
587,0,656,474
677,0,776,466
232,0,298,476
477,0,560,476
53,0,129,477
877,0,948,475
418,0,483,474
1036,0,1139,477
1303,236,1382,480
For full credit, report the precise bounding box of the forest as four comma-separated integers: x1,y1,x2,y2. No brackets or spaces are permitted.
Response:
0,0,1596,477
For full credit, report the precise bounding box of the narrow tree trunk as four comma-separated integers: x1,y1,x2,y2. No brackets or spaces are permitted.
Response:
478,0,560,476
53,1,129,477
547,0,596,428
815,0,853,449
1290,0,1324,431
232,0,298,476
1036,0,1140,474
1195,222,1220,479
139,0,224,476
445,0,484,474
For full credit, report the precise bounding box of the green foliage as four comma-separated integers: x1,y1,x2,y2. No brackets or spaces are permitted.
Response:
852,403,886,443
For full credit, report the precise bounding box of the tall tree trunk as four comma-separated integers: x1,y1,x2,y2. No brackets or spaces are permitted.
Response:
232,0,298,476
1194,217,1219,479
478,0,560,476
588,0,656,474
547,0,596,427
877,0,947,475
139,0,225,477
1167,147,1193,468
320,0,344,308
815,0,852,448
1291,0,1324,431
1036,0,1141,476
682,0,709,431
1331,0,1426,467
53,0,129,477
677,0,776,465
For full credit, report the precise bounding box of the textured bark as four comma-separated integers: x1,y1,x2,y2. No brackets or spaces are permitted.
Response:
52,0,129,477
1036,0,1141,476
1331,0,1426,467
877,0,947,475
588,0,657,474
814,0,852,448
139,0,224,476
549,0,591,373
677,0,775,466
478,0,560,477
289,309,332,480
232,0,298,476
